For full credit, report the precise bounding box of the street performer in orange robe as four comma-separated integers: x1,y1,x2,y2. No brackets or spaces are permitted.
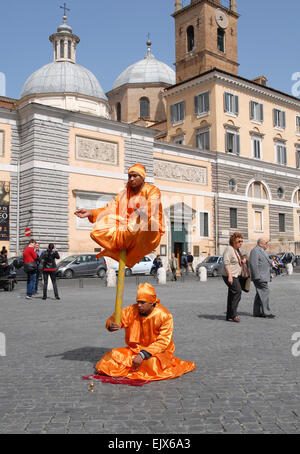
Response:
95,283,196,381
74,163,165,268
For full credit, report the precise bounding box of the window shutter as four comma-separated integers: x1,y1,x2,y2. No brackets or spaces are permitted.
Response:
250,101,254,120
194,96,199,115
234,95,239,115
260,103,264,122
273,109,277,127
225,132,229,152
282,111,286,128
296,150,300,169
235,134,240,155
205,131,210,151
204,213,209,237
283,146,287,165
171,104,175,123
204,92,210,112
224,93,229,112
182,101,185,121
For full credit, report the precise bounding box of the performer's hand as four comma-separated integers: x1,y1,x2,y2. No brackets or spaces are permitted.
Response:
108,322,121,332
132,354,143,371
74,208,92,218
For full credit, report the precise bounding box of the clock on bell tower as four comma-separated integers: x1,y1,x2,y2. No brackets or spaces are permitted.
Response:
173,0,239,83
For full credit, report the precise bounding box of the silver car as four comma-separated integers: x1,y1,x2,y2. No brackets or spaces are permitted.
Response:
56,254,107,279
196,256,223,277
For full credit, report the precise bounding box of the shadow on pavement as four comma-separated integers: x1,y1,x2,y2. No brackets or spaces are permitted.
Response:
197,311,252,321
45,346,110,363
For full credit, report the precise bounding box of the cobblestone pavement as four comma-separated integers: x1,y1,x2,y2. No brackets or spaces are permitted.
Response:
0,273,300,434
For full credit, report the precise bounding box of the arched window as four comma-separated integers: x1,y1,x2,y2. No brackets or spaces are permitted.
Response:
116,103,121,122
247,182,268,200
68,41,72,59
60,39,64,58
217,28,225,52
140,97,150,118
187,25,194,52
293,189,300,205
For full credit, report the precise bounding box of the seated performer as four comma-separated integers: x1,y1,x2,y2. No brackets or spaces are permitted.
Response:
95,283,196,381
74,163,165,268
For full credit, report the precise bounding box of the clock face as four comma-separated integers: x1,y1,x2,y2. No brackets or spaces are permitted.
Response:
215,9,229,29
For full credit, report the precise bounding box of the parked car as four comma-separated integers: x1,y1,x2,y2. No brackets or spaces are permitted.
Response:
110,255,154,277
196,256,223,277
7,256,29,281
56,254,107,279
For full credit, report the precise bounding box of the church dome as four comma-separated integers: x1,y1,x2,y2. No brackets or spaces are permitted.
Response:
112,41,175,90
21,61,106,100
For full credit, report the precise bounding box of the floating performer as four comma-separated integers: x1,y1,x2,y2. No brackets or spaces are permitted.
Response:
75,163,165,322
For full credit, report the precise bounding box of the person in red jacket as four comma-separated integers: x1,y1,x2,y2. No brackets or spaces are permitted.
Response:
23,239,37,299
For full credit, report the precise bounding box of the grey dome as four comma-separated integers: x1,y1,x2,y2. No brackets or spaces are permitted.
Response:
112,49,175,90
21,61,106,100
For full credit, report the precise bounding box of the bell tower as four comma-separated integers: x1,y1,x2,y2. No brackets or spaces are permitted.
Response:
173,0,239,83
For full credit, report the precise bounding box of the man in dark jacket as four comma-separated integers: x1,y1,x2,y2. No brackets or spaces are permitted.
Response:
187,252,194,272
40,243,60,301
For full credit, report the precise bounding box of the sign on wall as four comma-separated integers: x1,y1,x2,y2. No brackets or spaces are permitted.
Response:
0,181,9,240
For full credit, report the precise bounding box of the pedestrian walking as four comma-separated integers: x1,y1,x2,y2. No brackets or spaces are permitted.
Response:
187,252,194,272
169,253,178,281
23,239,38,299
222,232,248,323
40,243,60,301
180,252,188,274
34,242,42,294
249,238,275,319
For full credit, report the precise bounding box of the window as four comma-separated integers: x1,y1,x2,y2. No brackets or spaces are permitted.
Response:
225,130,240,154
296,148,300,169
199,212,209,237
230,208,237,229
296,116,300,134
228,179,237,192
298,214,300,233
116,103,121,121
293,189,300,205
187,26,194,52
250,101,264,122
273,108,286,129
170,101,185,124
194,91,210,116
140,97,150,118
173,135,185,145
277,187,284,199
68,40,71,59
254,210,263,232
279,213,286,233
224,92,239,115
195,129,210,151
60,39,64,58
248,182,268,200
252,137,262,159
275,144,287,165
217,28,225,52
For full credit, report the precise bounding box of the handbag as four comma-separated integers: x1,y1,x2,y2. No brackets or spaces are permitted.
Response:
235,250,251,293
24,261,37,274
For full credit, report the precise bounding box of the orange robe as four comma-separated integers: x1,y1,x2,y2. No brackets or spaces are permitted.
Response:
95,303,196,381
88,182,165,268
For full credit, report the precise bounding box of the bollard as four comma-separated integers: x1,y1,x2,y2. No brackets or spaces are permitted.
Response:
286,263,293,275
199,266,207,282
157,267,166,285
106,268,117,287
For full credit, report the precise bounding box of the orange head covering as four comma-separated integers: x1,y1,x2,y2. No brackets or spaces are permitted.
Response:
136,282,160,304
128,163,146,180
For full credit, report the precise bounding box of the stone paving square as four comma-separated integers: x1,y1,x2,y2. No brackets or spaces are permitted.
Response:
0,273,300,434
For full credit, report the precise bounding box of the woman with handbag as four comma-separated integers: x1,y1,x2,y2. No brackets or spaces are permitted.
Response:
23,239,38,299
222,232,249,323
40,243,60,301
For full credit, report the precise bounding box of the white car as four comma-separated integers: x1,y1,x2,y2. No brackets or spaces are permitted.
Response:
109,255,154,277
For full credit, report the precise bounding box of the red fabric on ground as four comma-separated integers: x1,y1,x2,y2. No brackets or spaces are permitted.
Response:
82,374,150,386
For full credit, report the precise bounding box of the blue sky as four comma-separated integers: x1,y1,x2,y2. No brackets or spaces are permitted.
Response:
0,0,300,99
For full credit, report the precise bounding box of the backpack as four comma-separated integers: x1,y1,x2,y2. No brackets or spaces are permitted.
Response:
13,257,24,269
